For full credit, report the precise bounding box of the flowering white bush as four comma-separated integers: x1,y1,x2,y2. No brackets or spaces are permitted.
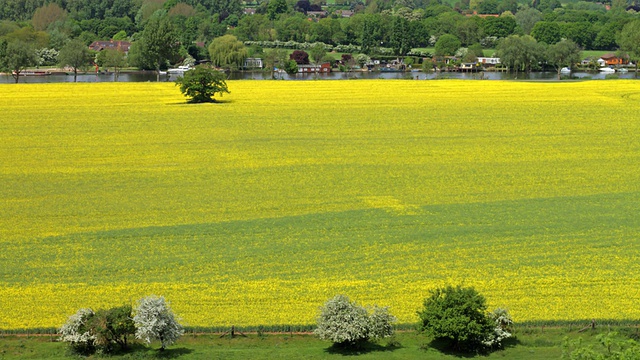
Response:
133,295,184,350
314,295,396,348
59,308,96,353
483,308,513,348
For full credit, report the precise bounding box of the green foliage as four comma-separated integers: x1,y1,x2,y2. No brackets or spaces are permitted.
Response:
468,43,484,58
390,16,411,56
60,305,135,355
417,285,494,352
0,38,7,66
95,48,127,73
283,59,298,74
617,20,640,76
112,30,128,40
309,42,327,65
314,295,396,348
137,15,180,77
562,332,640,359
547,39,582,78
434,34,461,56
515,7,543,35
0,39,37,83
175,65,230,103
483,16,517,38
59,308,97,355
58,38,94,82
263,47,288,77
497,34,545,73
267,0,289,20
88,305,136,352
531,21,561,45
208,34,247,70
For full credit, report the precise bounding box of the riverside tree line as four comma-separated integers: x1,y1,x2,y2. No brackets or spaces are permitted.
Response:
2,0,640,81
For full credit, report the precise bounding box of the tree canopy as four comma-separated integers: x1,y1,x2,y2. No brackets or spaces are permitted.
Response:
175,65,230,103
208,34,247,70
133,295,184,351
0,40,37,83
617,20,640,77
58,38,94,82
418,285,494,352
134,15,180,80
314,295,396,349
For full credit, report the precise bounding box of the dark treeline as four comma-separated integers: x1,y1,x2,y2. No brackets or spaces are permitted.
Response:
1,0,639,51
1,0,640,78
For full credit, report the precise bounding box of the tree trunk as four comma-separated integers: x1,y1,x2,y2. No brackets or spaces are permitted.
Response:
156,66,160,82
13,71,19,83
73,68,77,82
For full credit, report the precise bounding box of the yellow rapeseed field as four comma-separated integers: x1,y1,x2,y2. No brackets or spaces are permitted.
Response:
1,80,639,329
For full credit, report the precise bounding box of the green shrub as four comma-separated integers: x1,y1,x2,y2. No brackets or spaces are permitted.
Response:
417,285,493,352
60,305,136,355
89,305,136,352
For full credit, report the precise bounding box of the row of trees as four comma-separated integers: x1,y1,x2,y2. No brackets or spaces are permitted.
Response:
60,295,183,355
59,288,640,357
492,25,640,79
61,286,509,355
2,6,640,81
1,0,639,68
316,285,513,353
0,37,93,82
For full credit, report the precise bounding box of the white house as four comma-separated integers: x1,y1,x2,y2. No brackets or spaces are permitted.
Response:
244,58,263,69
477,57,500,65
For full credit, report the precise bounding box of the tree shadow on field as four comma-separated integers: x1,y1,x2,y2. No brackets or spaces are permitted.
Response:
121,344,193,359
166,99,234,105
500,336,521,350
324,341,401,356
424,337,521,358
424,338,480,358
154,347,194,358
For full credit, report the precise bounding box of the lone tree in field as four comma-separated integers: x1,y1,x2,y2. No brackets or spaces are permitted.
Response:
314,295,396,349
417,285,494,352
175,65,229,103
133,295,184,350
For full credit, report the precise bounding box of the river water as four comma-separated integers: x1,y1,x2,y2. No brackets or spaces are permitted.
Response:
0,70,636,83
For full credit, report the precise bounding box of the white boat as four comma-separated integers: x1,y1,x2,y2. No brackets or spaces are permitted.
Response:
599,67,615,73
167,65,192,74
13,70,51,76
560,67,571,73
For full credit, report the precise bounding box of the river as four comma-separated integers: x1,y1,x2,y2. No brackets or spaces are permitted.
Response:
0,70,636,83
